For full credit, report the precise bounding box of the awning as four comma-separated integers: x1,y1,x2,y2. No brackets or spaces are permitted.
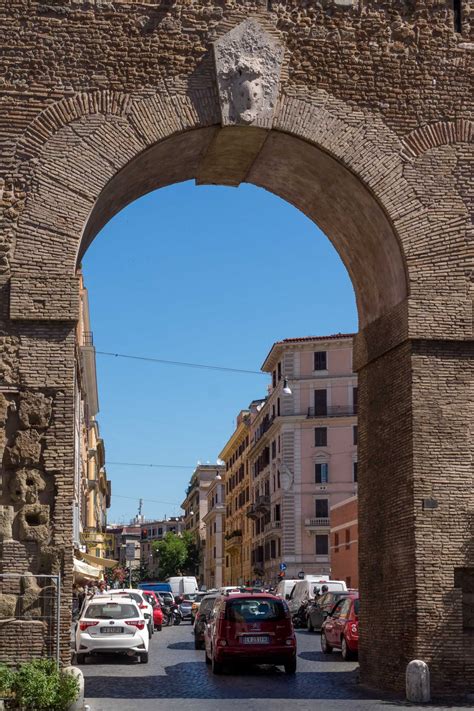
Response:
73,558,101,580
79,551,118,569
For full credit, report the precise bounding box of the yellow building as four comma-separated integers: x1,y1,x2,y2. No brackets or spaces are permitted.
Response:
219,410,253,586
74,271,112,579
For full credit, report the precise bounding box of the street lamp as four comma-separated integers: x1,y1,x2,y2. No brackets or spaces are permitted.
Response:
282,378,292,395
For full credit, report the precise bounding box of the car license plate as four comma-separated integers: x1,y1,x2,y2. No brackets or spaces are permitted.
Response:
101,627,123,634
241,635,270,644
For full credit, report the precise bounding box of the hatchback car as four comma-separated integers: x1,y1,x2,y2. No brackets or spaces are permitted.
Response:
320,593,359,660
307,591,351,632
178,593,197,622
193,593,218,649
204,593,296,675
75,596,149,664
142,590,163,631
106,589,154,638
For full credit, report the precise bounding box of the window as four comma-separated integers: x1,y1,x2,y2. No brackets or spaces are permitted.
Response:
272,370,276,388
314,389,327,416
315,462,329,484
314,427,327,447
353,426,358,446
277,398,281,416
453,0,462,32
334,532,339,552
314,351,327,370
353,387,358,415
275,503,281,521
277,362,282,381
315,498,329,518
270,539,276,558
345,529,350,550
213,546,216,558
353,461,358,483
315,534,329,556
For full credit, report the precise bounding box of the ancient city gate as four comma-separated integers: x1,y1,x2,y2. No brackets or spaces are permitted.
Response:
0,0,472,696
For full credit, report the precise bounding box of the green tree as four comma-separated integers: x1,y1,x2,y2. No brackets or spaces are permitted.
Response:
152,532,188,578
182,530,200,576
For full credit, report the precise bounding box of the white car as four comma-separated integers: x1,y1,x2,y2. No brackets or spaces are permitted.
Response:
106,589,154,638
75,596,149,664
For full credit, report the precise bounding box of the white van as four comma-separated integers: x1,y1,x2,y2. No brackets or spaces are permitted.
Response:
275,579,299,600
287,578,347,617
167,576,199,596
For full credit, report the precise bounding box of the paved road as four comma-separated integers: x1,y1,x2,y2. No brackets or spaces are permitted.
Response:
81,623,469,711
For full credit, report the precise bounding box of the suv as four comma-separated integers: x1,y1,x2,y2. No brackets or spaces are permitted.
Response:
75,596,149,664
106,589,154,638
204,593,296,675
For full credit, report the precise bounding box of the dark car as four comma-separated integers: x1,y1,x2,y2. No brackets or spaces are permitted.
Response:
307,591,351,632
179,593,197,621
204,593,296,675
321,593,359,660
193,593,218,649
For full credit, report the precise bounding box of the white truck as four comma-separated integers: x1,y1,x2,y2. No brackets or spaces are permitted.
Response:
166,576,199,596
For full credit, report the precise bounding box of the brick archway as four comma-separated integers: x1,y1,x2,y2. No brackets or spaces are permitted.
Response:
0,1,472,698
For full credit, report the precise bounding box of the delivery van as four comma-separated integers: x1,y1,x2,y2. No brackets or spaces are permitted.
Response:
287,578,347,618
167,576,199,596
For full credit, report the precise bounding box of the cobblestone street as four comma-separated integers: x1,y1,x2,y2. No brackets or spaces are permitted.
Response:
82,623,468,711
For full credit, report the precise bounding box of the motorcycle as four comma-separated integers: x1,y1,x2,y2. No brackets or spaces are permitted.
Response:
163,602,183,626
293,600,309,629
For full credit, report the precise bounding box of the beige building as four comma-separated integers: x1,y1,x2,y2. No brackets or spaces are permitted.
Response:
247,334,357,584
181,464,224,586
202,479,226,589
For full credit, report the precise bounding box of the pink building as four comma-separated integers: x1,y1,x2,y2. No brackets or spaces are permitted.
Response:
247,334,357,583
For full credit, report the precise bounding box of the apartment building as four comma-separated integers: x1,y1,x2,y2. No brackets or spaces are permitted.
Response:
181,464,224,586
202,479,226,589
330,496,359,589
73,272,112,577
247,334,357,584
218,410,253,586
140,516,185,578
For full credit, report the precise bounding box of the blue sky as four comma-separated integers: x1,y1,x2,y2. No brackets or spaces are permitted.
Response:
82,180,357,524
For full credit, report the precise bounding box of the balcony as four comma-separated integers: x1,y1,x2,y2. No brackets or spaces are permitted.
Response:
225,530,243,551
255,495,270,513
264,520,281,533
305,517,330,528
246,503,258,520
307,406,356,418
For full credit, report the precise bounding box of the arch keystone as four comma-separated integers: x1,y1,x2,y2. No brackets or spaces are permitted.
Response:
213,19,284,129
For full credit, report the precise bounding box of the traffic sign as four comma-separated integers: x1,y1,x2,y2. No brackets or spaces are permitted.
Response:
297,570,305,580
279,562,287,571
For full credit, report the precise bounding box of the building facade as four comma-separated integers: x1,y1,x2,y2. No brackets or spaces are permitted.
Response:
202,480,226,590
181,464,224,585
140,516,185,579
247,334,357,585
330,496,359,589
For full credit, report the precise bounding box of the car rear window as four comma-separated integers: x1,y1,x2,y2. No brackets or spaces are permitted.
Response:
113,592,142,604
85,602,138,619
200,597,217,613
354,599,360,615
225,598,285,622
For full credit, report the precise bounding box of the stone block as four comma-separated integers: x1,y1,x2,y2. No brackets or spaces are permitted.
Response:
9,468,46,504
18,391,53,430
0,593,17,619
406,659,430,703
17,504,50,544
5,429,42,468
0,505,14,540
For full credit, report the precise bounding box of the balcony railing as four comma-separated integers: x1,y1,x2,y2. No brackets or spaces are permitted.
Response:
255,495,270,512
305,517,330,527
307,405,357,418
225,534,243,551
265,520,281,533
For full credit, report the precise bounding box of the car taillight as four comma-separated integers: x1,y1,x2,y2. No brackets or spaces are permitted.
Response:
285,638,296,646
126,620,145,630
79,621,99,631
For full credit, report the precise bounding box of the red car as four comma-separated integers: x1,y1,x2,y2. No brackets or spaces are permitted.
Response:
320,592,359,660
204,593,296,675
143,590,163,631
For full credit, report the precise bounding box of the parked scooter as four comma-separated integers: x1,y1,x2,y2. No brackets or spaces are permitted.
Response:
162,602,183,626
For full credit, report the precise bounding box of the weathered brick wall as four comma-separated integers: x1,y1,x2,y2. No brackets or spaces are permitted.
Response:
0,0,472,695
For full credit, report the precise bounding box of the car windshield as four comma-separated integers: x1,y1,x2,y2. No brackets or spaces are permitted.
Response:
354,599,360,615
111,592,142,604
200,597,217,613
226,598,285,622
182,594,196,602
85,602,138,620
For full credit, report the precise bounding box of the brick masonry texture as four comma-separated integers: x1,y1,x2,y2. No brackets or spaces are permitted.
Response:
0,0,472,697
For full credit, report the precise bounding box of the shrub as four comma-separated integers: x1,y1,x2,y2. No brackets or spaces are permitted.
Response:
11,659,78,710
0,664,15,698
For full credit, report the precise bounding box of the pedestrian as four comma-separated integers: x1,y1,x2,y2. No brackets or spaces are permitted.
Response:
96,581,107,595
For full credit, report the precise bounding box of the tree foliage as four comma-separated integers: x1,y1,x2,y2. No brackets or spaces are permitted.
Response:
152,531,200,578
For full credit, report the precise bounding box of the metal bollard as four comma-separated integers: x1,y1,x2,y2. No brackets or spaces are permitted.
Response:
406,659,431,703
